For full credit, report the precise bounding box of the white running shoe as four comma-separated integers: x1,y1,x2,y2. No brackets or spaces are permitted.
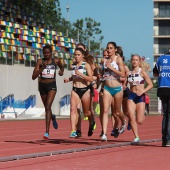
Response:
101,134,107,141
133,137,140,142
119,119,126,134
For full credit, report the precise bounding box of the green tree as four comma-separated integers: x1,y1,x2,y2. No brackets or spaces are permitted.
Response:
70,18,104,54
10,0,62,30
41,0,62,29
8,0,104,53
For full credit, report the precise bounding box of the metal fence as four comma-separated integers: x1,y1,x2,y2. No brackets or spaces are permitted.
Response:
0,94,36,115
0,43,75,68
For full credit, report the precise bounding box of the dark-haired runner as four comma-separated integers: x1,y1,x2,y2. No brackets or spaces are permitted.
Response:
64,48,96,138
101,42,125,141
32,44,64,139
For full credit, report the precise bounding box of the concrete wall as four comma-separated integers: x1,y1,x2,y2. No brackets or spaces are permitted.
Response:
0,65,72,115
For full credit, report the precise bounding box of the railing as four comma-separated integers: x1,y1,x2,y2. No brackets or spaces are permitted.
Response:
59,95,70,108
59,94,70,116
0,94,14,113
13,95,36,109
154,12,170,18
0,44,102,70
154,47,170,55
0,43,74,68
0,94,36,118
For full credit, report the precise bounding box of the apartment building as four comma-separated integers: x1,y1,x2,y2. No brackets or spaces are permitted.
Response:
153,0,170,63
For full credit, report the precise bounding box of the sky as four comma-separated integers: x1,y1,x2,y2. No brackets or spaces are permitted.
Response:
59,0,153,68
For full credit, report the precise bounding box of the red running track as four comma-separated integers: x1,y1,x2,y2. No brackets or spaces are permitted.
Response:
0,115,168,170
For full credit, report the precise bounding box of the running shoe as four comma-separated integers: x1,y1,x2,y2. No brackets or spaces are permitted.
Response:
101,134,107,141
93,122,97,130
88,121,96,136
111,128,119,138
110,129,115,136
119,120,126,134
69,131,77,138
76,130,82,137
127,121,131,130
84,117,88,120
43,132,49,140
99,131,104,137
52,114,58,129
133,137,140,142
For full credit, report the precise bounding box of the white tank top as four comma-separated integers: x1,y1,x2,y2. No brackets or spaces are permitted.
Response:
128,68,145,86
103,59,120,80
71,62,87,79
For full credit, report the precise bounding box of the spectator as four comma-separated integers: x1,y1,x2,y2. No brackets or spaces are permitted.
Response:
145,93,150,114
153,50,170,147
92,82,99,115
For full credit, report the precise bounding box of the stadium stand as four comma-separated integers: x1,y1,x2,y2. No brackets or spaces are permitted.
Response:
0,0,76,68
0,0,102,118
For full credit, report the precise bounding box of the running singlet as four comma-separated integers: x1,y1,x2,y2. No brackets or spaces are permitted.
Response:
41,58,57,79
128,68,144,86
72,62,87,79
103,59,120,80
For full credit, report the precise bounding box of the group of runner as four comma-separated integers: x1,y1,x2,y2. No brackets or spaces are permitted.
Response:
32,42,153,142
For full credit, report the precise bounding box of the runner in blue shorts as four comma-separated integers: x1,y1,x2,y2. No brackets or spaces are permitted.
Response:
126,54,153,142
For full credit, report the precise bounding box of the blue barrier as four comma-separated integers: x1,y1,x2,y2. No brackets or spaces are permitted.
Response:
59,95,70,108
0,95,36,115
13,95,36,109
0,94,14,114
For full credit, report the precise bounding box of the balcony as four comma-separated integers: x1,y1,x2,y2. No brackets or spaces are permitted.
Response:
154,47,169,55
153,0,170,2
154,28,170,37
154,11,170,19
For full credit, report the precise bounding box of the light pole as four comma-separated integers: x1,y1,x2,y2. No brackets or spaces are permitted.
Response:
66,4,70,37
74,26,91,51
88,37,90,51
75,27,84,43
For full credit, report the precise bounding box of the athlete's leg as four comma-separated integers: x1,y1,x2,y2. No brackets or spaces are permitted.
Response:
102,89,112,135
99,92,104,135
127,99,139,138
70,90,81,133
136,102,145,125
76,102,82,132
111,106,116,129
81,89,92,120
81,89,96,136
122,97,128,116
113,90,124,126
41,90,56,135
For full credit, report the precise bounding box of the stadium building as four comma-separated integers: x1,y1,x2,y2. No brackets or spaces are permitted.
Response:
153,0,170,63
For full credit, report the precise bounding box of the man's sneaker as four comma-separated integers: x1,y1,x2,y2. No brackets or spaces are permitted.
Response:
101,134,107,141
111,128,119,138
119,120,126,134
69,131,77,138
43,132,49,140
166,141,170,147
88,121,96,136
52,114,58,129
76,130,82,137
162,141,166,147
133,137,140,142
127,121,131,130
